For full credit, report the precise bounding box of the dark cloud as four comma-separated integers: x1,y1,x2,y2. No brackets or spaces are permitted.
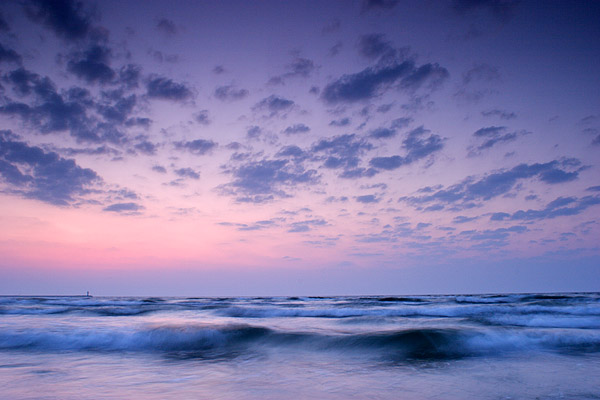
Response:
0,12,9,31
462,63,500,85
3,68,38,95
401,160,581,210
220,158,319,203
329,41,343,57
0,43,22,64
391,117,412,129
339,167,378,179
253,95,294,116
97,93,136,123
322,62,412,104
283,123,310,135
482,109,516,120
468,125,529,156
125,117,152,128
156,18,177,35
325,196,348,202
311,134,374,178
491,195,600,222
0,70,128,144
0,130,99,206
401,63,449,91
329,117,351,127
276,145,308,160
269,57,316,85
25,0,91,41
356,194,380,203
456,64,502,100
212,65,225,74
67,44,116,84
146,76,193,101
453,215,478,224
587,185,600,192
369,126,444,170
134,140,157,155
369,155,403,170
322,19,341,34
62,145,120,157
236,219,279,232
369,127,396,139
377,103,393,113
214,85,249,101
361,0,399,12
149,49,179,64
194,110,210,125
452,0,521,22
103,202,144,213
473,126,505,137
174,167,200,180
358,34,394,60
173,139,217,155
152,165,167,173
490,212,510,221
288,219,327,233
285,57,316,78
118,64,141,89
246,126,262,140
461,225,527,245
321,60,448,105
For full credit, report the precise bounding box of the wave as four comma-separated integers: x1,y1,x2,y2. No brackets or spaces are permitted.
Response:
1,324,599,360
1,294,599,321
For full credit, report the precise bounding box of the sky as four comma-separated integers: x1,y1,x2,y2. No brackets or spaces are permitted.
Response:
0,0,599,296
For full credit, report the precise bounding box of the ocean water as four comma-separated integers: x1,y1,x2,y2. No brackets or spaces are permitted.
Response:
1,293,599,399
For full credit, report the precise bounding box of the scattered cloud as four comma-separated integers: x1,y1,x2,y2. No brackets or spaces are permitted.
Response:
103,202,144,214
220,158,319,203
214,85,249,101
173,139,217,155
253,95,294,117
358,34,395,60
0,130,100,205
311,134,376,178
468,125,529,156
25,0,92,41
361,0,399,12
156,18,177,35
174,167,200,180
194,110,210,125
482,109,517,120
146,76,193,101
67,44,116,85
283,123,310,135
369,126,444,170
401,160,581,211
490,195,600,222
329,117,351,127
322,59,448,104
451,0,521,22
0,43,22,64
356,194,380,203
269,57,316,85
288,218,327,233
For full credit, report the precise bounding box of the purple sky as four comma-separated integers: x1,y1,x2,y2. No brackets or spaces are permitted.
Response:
0,0,599,295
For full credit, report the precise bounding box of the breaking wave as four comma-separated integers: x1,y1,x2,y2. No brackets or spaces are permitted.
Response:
1,323,599,360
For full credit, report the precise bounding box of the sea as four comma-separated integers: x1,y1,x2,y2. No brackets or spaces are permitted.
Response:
1,293,599,399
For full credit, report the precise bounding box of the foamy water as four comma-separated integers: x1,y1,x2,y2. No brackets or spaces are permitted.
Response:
1,293,599,399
